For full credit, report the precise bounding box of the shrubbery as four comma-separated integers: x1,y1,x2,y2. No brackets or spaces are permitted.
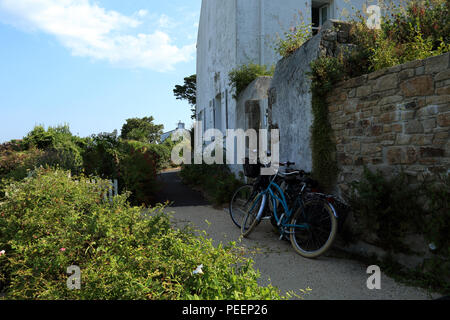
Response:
228,63,275,99
22,125,85,175
346,0,449,74
0,168,281,299
180,163,244,206
1,122,176,206
348,168,450,293
120,140,160,206
273,21,312,58
348,168,425,252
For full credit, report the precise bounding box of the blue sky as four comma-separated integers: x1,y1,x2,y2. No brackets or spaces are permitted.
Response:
0,0,201,143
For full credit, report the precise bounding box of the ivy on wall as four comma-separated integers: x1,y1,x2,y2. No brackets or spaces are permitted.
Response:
308,56,345,189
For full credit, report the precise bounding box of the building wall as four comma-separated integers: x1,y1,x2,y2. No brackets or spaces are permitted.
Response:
328,52,450,195
229,76,272,175
268,20,355,171
197,0,317,136
196,0,237,133
196,0,381,169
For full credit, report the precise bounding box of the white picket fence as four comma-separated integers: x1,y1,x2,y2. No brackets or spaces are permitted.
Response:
26,169,119,203
88,179,119,203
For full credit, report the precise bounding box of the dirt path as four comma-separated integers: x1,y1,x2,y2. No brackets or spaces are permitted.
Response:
156,169,441,300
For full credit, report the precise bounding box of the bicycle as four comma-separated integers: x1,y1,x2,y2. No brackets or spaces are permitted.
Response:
240,162,338,259
229,158,287,229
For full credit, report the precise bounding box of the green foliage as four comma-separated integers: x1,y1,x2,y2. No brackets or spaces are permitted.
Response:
0,148,45,198
119,140,160,206
0,168,282,299
180,163,244,206
120,116,164,144
1,120,171,207
228,63,275,99
273,21,312,58
82,130,122,179
308,57,345,189
423,174,450,257
21,125,84,175
382,0,449,48
347,0,450,73
348,168,425,253
173,74,197,119
347,169,450,292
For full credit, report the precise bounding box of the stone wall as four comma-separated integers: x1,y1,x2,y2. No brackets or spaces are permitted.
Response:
328,52,450,195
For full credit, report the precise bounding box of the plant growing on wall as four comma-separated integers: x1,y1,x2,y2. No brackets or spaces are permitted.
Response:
308,0,449,188
347,0,450,74
228,63,274,99
273,21,312,58
308,56,345,189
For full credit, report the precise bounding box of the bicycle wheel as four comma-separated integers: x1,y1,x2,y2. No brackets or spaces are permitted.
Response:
229,184,257,228
241,193,266,238
289,197,337,258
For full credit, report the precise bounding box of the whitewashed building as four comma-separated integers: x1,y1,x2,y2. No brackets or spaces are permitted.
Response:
196,0,371,133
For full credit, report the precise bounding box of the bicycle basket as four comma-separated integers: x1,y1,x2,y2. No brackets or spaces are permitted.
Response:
243,158,261,178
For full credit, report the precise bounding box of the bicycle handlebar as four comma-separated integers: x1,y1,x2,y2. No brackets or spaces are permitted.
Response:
280,161,296,167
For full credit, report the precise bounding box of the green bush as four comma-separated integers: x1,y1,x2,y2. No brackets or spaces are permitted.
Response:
347,169,450,292
0,168,282,300
228,63,274,99
81,131,175,205
273,21,312,58
180,163,244,206
348,168,426,253
423,174,450,256
119,140,160,206
82,131,122,180
308,57,345,189
22,125,84,175
347,0,450,74
382,0,449,49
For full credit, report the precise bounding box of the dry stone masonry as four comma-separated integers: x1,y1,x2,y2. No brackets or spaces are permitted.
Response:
328,52,450,195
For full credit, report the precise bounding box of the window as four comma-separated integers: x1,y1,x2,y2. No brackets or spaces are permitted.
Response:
312,1,332,35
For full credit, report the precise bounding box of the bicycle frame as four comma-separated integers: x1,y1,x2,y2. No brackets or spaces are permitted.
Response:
255,178,309,231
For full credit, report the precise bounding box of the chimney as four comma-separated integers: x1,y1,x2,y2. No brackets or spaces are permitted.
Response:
177,121,185,130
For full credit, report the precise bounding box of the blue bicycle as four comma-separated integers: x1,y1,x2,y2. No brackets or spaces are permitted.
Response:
240,162,338,259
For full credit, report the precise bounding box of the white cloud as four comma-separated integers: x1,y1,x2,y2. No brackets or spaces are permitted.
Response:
137,9,148,18
0,0,195,71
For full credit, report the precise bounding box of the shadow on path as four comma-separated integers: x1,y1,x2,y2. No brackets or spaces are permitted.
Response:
153,169,209,207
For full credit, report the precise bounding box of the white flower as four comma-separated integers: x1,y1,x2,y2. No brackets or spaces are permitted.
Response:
192,264,204,275
0,250,5,256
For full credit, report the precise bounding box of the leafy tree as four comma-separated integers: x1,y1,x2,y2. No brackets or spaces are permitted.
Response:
21,124,84,174
120,116,164,144
173,74,196,119
82,130,122,179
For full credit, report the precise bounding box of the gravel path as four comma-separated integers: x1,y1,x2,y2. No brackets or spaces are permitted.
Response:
168,205,440,300
157,169,441,300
